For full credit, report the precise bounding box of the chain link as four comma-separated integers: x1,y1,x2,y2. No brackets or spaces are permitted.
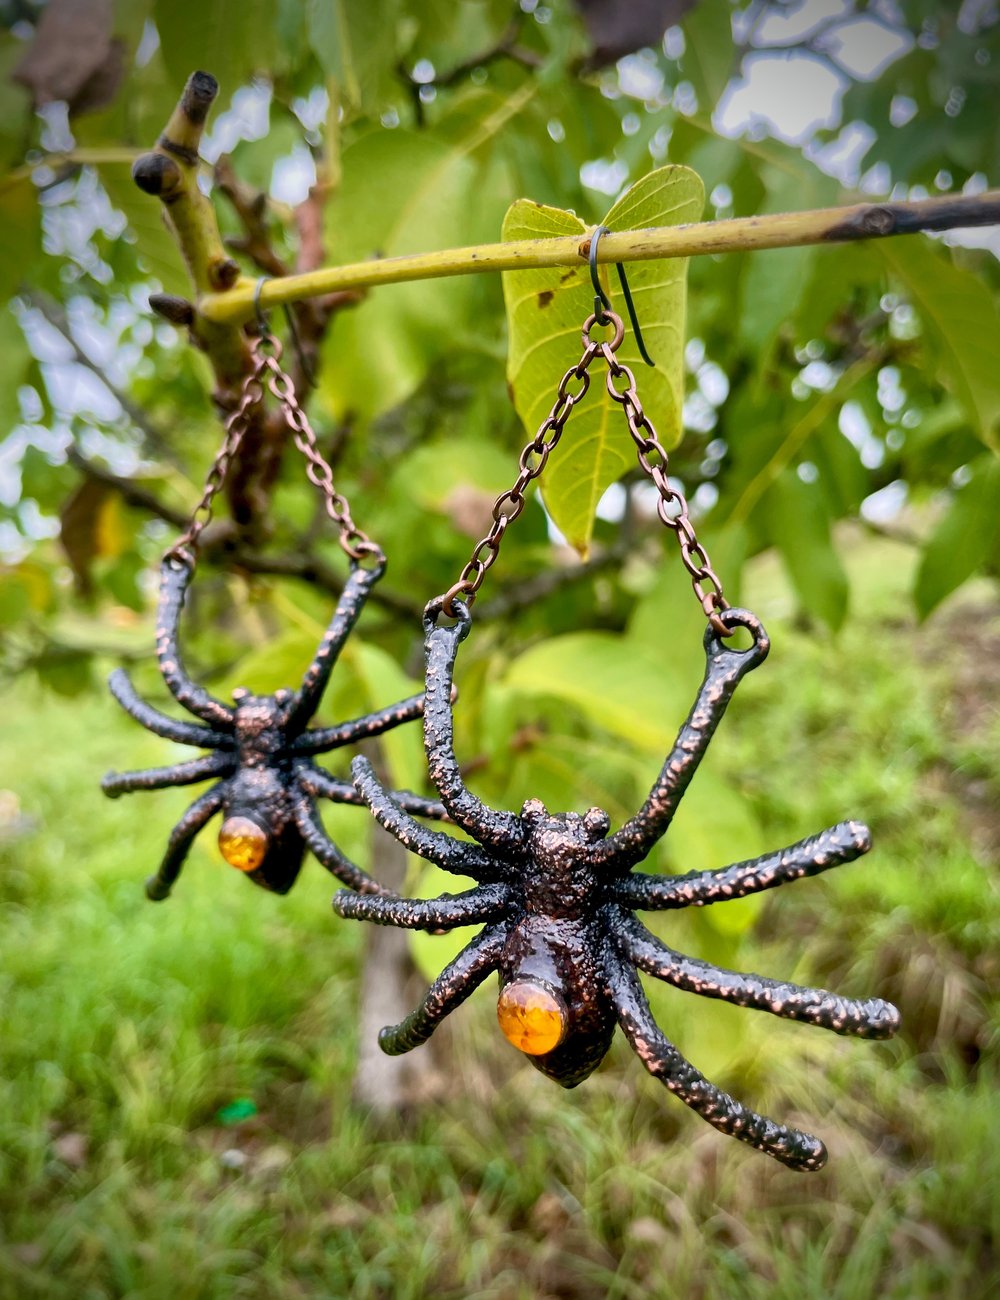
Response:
436,310,731,635
439,337,600,616
165,331,383,570
601,346,730,637
260,344,382,565
164,336,271,567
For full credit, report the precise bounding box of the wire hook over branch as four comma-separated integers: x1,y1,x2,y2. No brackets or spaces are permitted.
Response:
588,226,655,368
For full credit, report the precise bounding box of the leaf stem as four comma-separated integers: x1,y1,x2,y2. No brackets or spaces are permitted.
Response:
199,190,1000,324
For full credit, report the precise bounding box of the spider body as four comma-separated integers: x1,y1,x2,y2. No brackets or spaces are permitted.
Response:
334,602,901,1171
103,555,444,900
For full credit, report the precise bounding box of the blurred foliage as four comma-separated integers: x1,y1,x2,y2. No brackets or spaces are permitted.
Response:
0,0,998,1289
0,1,996,692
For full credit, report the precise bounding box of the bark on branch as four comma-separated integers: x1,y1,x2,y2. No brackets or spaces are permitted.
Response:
200,190,1000,325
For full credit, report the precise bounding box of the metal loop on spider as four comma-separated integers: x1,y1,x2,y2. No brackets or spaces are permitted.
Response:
703,607,770,666
348,540,387,574
163,546,196,573
424,593,474,638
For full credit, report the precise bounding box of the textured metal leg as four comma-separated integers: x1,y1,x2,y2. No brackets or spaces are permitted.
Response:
296,765,368,808
284,562,385,735
108,669,233,749
591,610,769,871
145,783,227,901
604,943,827,1172
102,752,233,799
156,559,233,728
300,763,447,820
292,794,387,895
293,692,427,755
619,913,900,1038
379,923,509,1055
351,756,501,879
614,821,872,911
333,881,511,931
422,615,524,853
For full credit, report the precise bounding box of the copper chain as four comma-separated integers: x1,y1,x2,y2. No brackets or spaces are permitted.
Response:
438,332,601,616
440,310,731,636
165,331,382,569
259,339,382,565
164,336,270,567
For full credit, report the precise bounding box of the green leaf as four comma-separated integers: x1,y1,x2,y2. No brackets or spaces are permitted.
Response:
0,305,28,437
0,175,42,304
663,779,766,937
307,0,401,112
0,35,31,172
915,455,1000,618
153,0,278,102
503,630,689,751
681,0,735,110
879,240,1000,454
320,92,527,422
502,165,704,555
319,130,477,420
738,164,837,365
764,470,849,632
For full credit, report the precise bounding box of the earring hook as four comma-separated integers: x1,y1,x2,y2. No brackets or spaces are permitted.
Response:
252,276,271,335
588,226,656,368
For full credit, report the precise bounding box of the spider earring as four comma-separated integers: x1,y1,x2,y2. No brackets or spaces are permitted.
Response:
333,251,901,1171
102,323,444,901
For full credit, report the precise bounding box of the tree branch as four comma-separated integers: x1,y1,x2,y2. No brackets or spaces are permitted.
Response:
66,447,188,528
214,155,290,280
476,540,631,619
200,191,1000,325
223,548,424,621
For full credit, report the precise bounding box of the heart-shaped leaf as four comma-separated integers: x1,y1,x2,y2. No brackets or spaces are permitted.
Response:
502,164,704,555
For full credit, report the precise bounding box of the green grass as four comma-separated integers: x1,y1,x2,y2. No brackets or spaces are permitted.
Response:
0,537,997,1299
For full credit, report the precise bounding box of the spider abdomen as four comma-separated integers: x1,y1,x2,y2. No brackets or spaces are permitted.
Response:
221,769,305,895
498,917,616,1088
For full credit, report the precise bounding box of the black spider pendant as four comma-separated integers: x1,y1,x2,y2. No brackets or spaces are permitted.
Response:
333,602,901,1171
102,554,441,899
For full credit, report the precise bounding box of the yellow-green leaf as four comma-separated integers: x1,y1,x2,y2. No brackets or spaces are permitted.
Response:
503,630,689,751
502,164,703,555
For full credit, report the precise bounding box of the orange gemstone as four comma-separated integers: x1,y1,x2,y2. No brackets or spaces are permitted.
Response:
218,817,268,872
497,980,567,1056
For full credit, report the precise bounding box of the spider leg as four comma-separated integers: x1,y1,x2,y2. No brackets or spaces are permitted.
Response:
299,763,447,821
108,669,233,748
350,756,503,880
333,881,511,931
145,782,227,901
292,791,389,895
590,610,769,872
379,922,510,1055
292,691,427,756
284,562,386,736
157,559,234,728
422,612,523,853
102,751,234,799
617,911,900,1038
603,941,827,1172
614,821,872,911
